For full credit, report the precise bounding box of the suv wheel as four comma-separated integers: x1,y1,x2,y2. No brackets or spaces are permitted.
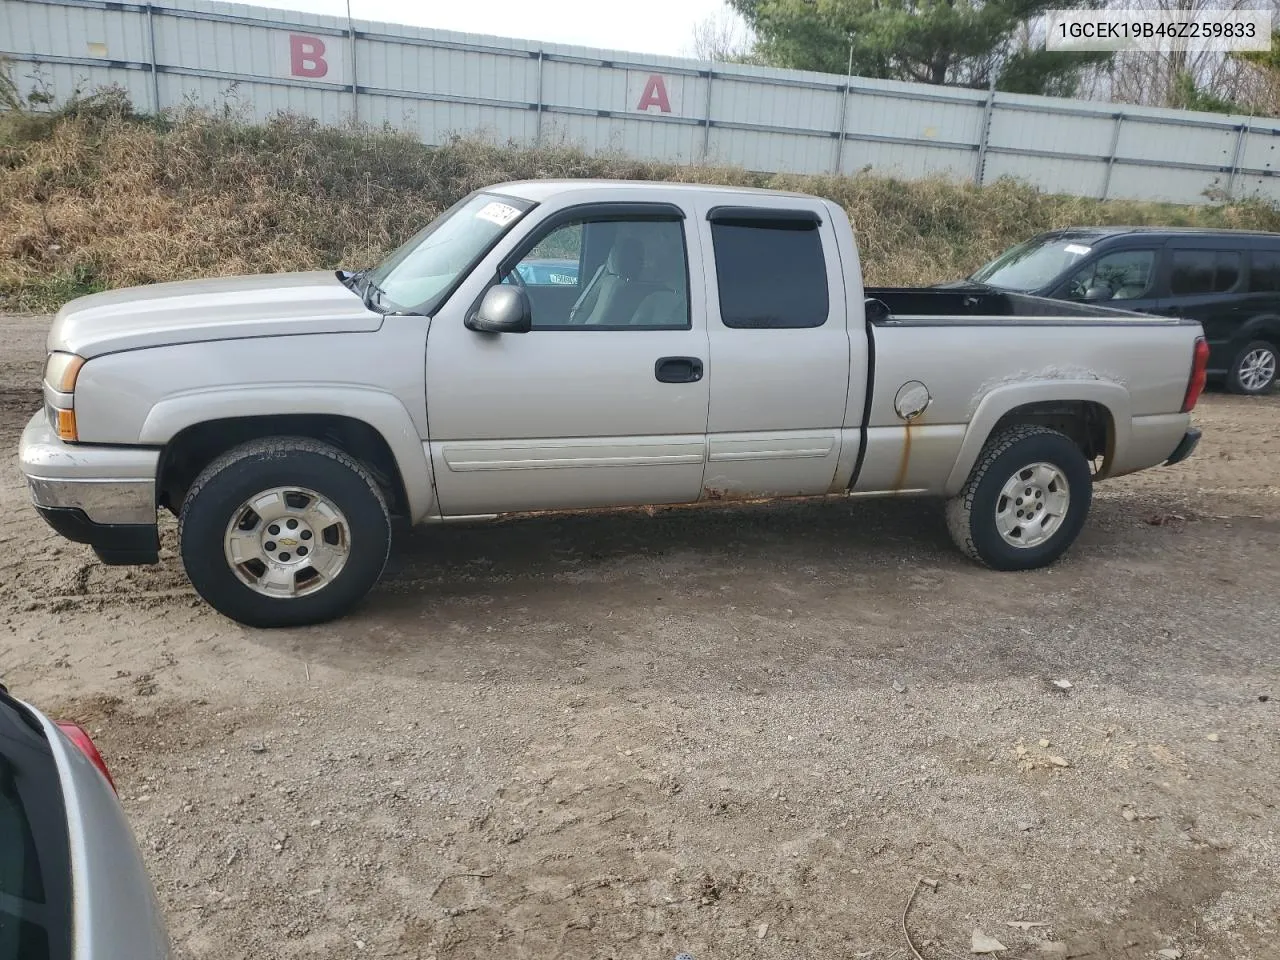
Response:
946,425,1092,571
178,437,391,627
1226,340,1278,395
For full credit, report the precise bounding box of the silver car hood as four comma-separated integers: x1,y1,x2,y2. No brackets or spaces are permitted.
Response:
48,271,383,358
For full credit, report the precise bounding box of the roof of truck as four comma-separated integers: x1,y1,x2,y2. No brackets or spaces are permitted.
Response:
490,178,819,203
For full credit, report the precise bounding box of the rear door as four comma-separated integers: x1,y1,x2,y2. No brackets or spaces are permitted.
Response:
1226,246,1280,373
1156,244,1245,368
696,203,850,498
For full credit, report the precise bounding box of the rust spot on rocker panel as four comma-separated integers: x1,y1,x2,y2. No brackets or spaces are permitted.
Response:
701,486,803,503
496,491,844,523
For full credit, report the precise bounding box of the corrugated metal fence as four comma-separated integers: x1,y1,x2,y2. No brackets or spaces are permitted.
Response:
4,0,1280,205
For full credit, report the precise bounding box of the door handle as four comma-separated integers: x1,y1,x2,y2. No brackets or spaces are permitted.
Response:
654,356,704,383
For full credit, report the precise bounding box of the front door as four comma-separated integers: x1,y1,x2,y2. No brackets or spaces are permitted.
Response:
424,204,710,516
1056,246,1162,314
1157,247,1245,369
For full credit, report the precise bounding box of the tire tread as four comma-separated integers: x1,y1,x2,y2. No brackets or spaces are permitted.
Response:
945,424,1066,568
178,437,390,627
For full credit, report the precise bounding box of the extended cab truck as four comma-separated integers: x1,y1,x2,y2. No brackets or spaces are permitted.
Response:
19,181,1208,628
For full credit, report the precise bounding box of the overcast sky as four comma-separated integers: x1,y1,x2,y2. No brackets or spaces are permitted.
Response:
279,0,744,58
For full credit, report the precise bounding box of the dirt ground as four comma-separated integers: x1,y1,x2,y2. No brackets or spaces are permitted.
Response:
2,312,1278,960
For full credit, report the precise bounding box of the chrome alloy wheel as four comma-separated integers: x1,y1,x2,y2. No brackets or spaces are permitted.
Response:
222,486,351,598
1238,346,1277,392
994,462,1070,549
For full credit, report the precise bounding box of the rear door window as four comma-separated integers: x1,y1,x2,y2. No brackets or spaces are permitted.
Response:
1248,250,1280,292
710,216,829,328
1169,249,1241,295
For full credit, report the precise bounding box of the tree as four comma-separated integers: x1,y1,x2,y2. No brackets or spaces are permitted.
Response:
1099,0,1272,111
1236,31,1280,75
690,8,758,63
1168,71,1244,113
727,0,1110,96
1233,31,1280,115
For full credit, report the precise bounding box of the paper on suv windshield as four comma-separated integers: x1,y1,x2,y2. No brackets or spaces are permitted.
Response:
475,201,522,227
1064,244,1092,255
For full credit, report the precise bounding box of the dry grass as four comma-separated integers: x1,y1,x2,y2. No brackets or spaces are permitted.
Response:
3,103,1280,310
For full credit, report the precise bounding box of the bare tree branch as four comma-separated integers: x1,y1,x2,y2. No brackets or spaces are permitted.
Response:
688,6,755,63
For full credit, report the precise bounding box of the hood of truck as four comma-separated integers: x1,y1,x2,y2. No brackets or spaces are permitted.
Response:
48,271,383,358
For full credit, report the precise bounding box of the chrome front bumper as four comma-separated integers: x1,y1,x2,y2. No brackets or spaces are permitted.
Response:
19,412,161,564
19,411,159,526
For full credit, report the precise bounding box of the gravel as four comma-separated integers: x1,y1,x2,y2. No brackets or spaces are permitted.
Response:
1,312,1278,959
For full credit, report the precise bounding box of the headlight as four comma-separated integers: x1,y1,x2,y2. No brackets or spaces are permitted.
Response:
44,352,85,393
43,352,85,442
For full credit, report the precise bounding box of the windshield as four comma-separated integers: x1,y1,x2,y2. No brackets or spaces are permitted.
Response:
970,235,1099,292
366,192,534,314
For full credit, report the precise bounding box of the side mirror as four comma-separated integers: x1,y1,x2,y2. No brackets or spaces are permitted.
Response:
466,285,531,334
1083,284,1114,301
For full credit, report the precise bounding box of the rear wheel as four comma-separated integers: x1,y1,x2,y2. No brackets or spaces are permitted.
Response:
178,438,391,627
1226,340,1277,395
946,425,1092,571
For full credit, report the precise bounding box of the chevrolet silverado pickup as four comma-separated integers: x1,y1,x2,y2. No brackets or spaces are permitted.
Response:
18,180,1208,627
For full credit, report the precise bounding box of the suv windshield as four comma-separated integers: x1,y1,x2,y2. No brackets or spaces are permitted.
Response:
970,235,1098,292
365,192,534,314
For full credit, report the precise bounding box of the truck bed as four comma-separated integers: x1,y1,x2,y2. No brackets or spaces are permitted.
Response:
863,287,1174,323
853,287,1203,496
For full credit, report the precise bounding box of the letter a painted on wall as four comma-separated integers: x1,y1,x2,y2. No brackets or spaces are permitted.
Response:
290,35,329,78
636,74,672,113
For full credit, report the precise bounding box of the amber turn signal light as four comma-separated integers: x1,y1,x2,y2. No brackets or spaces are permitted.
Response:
55,408,77,442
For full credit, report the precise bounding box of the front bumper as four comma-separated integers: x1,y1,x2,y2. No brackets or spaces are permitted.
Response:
1164,427,1202,467
19,412,161,565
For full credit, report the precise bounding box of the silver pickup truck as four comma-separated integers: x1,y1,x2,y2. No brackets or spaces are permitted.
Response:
19,180,1208,627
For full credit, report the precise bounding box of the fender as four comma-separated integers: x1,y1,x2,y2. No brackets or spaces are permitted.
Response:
1236,313,1280,345
139,384,436,521
943,380,1132,497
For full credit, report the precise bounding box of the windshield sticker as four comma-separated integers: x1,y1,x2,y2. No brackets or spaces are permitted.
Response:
475,201,523,227
1064,243,1092,255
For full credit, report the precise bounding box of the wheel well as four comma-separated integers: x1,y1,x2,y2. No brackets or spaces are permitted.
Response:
991,400,1113,475
1241,319,1280,349
157,415,410,519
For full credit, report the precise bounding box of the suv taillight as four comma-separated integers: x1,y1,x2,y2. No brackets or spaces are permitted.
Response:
55,721,116,793
1183,337,1210,413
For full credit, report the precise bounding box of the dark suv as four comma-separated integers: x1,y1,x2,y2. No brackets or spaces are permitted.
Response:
962,228,1280,395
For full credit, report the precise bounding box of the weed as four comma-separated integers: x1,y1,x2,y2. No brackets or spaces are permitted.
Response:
2,86,1278,312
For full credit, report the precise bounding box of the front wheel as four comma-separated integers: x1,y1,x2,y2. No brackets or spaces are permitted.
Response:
1226,340,1277,395
178,438,391,627
946,425,1092,571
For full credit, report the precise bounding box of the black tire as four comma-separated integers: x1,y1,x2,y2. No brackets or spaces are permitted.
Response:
945,425,1092,572
178,437,390,628
1225,339,1278,395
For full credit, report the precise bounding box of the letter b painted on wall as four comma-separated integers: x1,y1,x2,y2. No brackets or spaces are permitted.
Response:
277,32,344,83
290,35,328,78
